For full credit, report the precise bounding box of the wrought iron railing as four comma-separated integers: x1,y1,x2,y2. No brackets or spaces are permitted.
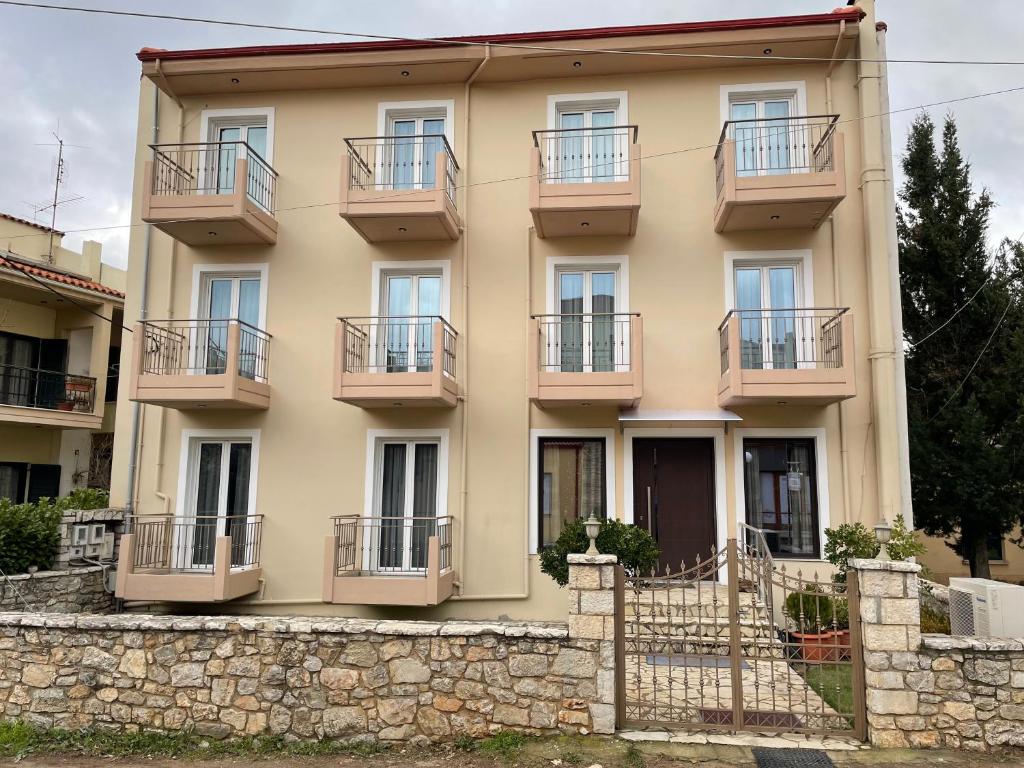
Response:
338,316,456,378
128,514,263,572
714,115,839,196
138,319,271,383
533,124,638,184
343,134,459,206
0,363,96,412
331,515,452,577
719,308,848,374
149,141,278,212
533,313,638,373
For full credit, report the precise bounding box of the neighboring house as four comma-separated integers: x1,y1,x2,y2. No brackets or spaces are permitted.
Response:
110,1,911,619
920,530,1024,586
0,213,125,500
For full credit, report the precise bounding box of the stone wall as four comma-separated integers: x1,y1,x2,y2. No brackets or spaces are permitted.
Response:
854,558,1024,751
0,556,616,743
0,567,112,614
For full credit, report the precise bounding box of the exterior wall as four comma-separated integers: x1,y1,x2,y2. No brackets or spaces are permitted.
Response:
920,531,1024,586
111,5,900,620
854,558,1024,751
0,567,111,614
0,557,615,741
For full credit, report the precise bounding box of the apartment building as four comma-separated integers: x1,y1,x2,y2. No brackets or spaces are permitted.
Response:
0,214,125,500
110,0,911,619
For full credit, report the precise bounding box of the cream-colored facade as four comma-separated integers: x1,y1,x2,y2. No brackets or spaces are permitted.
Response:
111,2,912,619
0,215,125,499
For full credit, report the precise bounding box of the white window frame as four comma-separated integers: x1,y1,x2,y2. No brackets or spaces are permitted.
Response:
732,427,830,561
363,428,450,572
186,263,269,376
529,428,616,555
720,82,808,175
174,428,261,571
369,260,451,374
547,91,629,182
376,100,455,190
199,107,276,164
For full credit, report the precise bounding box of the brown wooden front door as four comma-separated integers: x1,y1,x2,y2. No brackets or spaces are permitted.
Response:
632,438,716,572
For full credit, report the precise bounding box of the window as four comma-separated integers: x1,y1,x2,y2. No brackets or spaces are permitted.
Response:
377,101,454,191
958,533,1005,563
743,437,819,558
182,436,255,569
380,271,442,373
553,266,620,372
0,462,61,503
193,266,266,379
538,437,606,548
733,262,801,370
200,109,275,210
729,94,797,176
371,438,441,572
547,92,627,183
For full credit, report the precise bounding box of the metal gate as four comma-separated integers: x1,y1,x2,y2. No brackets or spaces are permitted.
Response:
615,528,865,738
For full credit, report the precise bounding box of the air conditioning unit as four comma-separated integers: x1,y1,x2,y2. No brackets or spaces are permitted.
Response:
88,523,106,545
101,533,116,560
949,578,1024,638
71,525,90,546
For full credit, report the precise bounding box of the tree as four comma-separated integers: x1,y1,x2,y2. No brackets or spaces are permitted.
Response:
898,113,1024,578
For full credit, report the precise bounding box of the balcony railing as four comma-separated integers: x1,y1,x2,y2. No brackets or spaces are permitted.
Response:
343,135,459,207
339,316,456,378
533,125,638,184
718,308,848,374
534,313,637,372
139,319,270,383
331,515,452,577
0,363,95,412
150,141,278,213
715,115,838,197
128,514,263,572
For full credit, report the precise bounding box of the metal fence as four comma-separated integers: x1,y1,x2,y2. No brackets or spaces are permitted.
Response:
534,313,638,373
338,316,456,378
343,135,459,206
533,124,638,184
719,308,847,374
0,363,95,412
150,141,278,212
332,515,452,576
139,319,271,382
129,514,263,571
715,115,839,195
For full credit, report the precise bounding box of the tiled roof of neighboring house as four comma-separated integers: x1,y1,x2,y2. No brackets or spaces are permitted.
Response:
0,252,125,301
137,8,865,61
0,213,64,236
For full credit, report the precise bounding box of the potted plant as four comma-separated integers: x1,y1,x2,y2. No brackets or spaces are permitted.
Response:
55,399,75,412
785,585,836,661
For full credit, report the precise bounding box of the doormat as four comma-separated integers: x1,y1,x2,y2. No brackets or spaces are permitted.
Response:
752,748,835,768
646,655,750,670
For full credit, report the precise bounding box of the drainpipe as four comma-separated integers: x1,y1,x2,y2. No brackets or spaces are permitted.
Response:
854,0,903,526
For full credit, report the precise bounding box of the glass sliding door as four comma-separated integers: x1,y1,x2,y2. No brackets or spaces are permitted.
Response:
185,438,253,570
373,440,441,573
381,273,442,373
556,269,618,372
729,96,796,177
734,264,799,370
388,115,446,190
557,108,618,183
211,122,269,206
200,273,262,378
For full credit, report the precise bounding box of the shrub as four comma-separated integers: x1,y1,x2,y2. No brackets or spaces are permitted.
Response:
784,585,836,633
920,604,951,634
0,488,110,574
824,514,924,581
539,517,659,587
887,513,927,562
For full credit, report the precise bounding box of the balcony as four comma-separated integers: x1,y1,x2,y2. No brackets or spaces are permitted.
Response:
129,319,271,410
0,364,100,429
717,308,856,406
322,515,456,607
333,316,458,408
528,313,643,407
141,142,278,245
115,515,263,603
529,125,640,238
339,135,461,242
713,115,846,232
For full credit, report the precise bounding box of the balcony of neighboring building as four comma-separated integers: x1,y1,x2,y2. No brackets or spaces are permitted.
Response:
333,316,458,408
339,135,461,242
141,142,278,245
529,125,640,238
717,308,856,406
528,313,643,407
128,319,271,410
713,115,846,232
0,364,100,429
322,515,456,607
115,515,263,603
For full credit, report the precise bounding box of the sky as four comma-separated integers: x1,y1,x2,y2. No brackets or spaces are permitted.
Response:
1,0,1023,269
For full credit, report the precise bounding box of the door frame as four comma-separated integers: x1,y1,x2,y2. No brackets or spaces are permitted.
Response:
623,428,728,559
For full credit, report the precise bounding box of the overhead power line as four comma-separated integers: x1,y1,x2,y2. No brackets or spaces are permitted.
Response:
4,0,1024,67
909,275,993,349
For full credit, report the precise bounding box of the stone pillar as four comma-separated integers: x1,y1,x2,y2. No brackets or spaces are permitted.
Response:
852,558,923,748
566,553,618,735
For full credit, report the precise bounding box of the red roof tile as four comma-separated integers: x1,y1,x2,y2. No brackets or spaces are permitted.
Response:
0,253,125,300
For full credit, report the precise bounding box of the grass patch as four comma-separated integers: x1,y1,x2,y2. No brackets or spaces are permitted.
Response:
804,662,854,717
478,730,528,759
624,743,647,768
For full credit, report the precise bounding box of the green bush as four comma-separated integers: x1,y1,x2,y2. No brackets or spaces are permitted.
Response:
785,585,836,633
887,513,927,562
824,514,925,581
0,488,110,574
539,517,659,587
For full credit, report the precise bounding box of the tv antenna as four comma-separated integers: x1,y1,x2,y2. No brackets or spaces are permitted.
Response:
34,128,89,264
